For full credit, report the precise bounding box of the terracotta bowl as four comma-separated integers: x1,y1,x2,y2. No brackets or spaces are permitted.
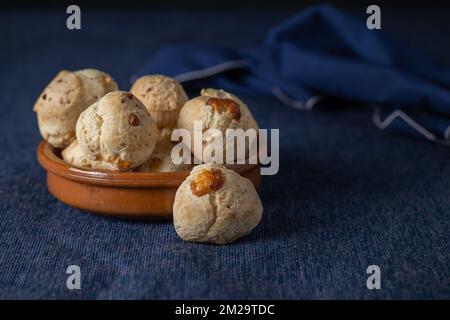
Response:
37,140,261,220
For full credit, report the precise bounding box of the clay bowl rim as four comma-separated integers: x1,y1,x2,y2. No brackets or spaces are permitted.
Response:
37,140,259,188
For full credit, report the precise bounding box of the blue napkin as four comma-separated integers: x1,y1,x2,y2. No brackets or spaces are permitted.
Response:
132,4,450,146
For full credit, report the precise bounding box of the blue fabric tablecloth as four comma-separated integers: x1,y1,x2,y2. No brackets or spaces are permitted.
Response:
0,6,449,299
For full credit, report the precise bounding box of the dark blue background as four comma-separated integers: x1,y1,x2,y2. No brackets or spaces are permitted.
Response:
0,4,449,299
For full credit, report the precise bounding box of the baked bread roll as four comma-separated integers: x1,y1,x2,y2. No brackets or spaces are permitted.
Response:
177,89,259,163
61,140,118,170
200,88,259,131
173,164,263,244
34,69,118,148
130,75,188,129
135,128,192,172
76,91,159,171
61,140,91,168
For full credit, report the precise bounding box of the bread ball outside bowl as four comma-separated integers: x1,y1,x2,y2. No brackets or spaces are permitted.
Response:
173,164,263,244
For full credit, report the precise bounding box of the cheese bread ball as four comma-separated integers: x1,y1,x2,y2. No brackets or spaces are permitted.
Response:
136,128,193,172
61,140,92,168
61,140,118,170
76,91,159,171
177,89,259,163
173,164,263,244
200,88,259,131
130,75,188,129
34,69,118,148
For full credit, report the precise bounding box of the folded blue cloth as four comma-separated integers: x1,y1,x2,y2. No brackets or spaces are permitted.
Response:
133,4,450,145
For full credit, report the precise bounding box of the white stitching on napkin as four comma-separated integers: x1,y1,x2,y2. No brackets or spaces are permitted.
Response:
372,107,450,146
272,86,325,110
174,60,247,83
444,126,450,141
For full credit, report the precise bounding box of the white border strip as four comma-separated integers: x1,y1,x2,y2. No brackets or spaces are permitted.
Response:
174,60,247,83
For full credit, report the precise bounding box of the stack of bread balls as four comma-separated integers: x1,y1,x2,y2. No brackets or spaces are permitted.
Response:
34,69,119,148
130,75,192,172
34,69,263,244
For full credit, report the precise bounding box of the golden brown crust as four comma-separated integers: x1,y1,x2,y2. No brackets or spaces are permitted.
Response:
190,168,224,197
206,98,241,121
